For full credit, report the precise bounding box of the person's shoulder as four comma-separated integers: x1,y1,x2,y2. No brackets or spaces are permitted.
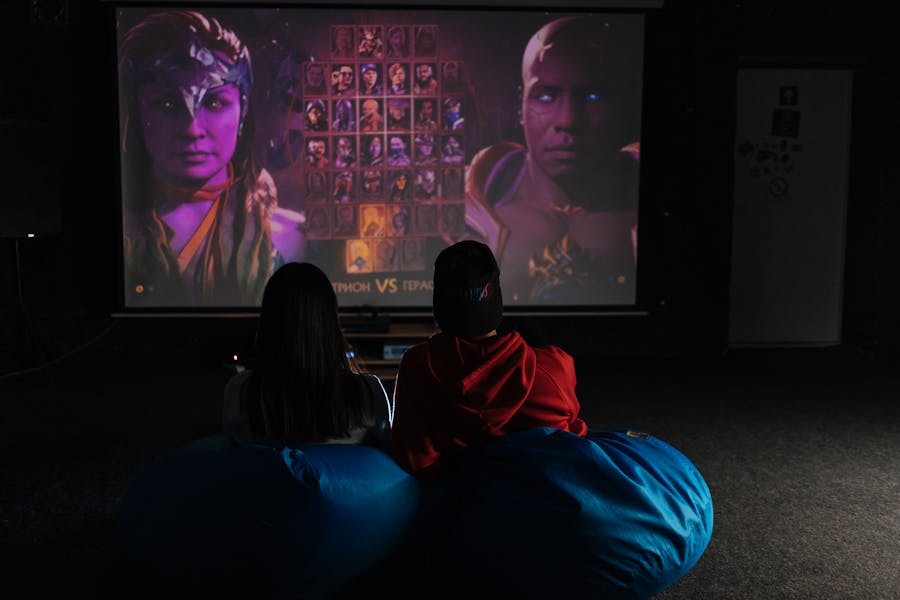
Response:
467,142,527,207
225,370,253,397
399,338,432,362
532,343,575,368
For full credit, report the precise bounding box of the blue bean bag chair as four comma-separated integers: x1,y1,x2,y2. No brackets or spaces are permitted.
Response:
120,435,419,599
428,428,713,600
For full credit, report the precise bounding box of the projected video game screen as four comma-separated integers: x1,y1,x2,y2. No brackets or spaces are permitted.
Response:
116,6,644,310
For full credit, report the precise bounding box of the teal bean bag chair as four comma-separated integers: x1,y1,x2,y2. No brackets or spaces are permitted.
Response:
435,428,713,599
120,435,419,599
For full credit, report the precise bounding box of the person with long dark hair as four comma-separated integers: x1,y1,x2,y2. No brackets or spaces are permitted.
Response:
223,262,391,444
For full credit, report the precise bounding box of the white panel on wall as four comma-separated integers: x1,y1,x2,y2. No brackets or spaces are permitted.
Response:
729,69,853,347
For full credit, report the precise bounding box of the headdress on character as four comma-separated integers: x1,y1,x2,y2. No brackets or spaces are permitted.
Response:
124,25,253,123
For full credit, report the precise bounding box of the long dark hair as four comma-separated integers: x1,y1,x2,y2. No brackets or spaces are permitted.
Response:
249,262,365,442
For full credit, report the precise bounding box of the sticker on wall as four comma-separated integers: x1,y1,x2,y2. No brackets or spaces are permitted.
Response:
772,109,800,138
779,86,798,106
736,138,801,199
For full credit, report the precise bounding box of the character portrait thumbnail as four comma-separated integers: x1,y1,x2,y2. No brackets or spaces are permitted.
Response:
415,203,438,235
305,170,329,202
374,239,399,271
388,170,411,202
414,169,439,201
441,61,463,93
413,62,438,95
331,99,356,132
346,239,372,273
332,170,356,204
304,99,328,132
414,98,439,133
306,137,329,169
357,25,383,59
361,134,385,166
386,134,412,167
333,136,357,169
360,63,383,96
334,204,359,238
385,25,410,58
440,202,465,237
414,134,439,166
360,98,385,133
441,135,465,165
361,204,387,238
331,25,355,58
387,204,412,237
443,96,464,130
442,168,464,199
332,63,356,95
386,62,409,96
387,99,411,132
401,237,426,271
413,25,437,57
303,62,328,96
361,168,383,197
306,205,331,239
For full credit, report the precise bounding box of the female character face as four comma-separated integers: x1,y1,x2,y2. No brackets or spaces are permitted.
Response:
137,82,241,186
391,65,406,86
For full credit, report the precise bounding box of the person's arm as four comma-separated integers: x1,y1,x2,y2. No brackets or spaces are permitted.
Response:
223,371,253,444
360,373,392,449
389,346,443,473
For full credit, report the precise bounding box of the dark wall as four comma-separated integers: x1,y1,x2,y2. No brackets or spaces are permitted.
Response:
0,1,896,361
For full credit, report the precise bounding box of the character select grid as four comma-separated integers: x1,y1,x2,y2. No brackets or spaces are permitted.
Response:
294,24,465,273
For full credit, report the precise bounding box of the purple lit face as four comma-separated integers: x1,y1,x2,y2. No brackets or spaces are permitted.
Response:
521,40,609,181
137,82,241,186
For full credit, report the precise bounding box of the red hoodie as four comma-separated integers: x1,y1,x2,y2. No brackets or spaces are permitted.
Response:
391,330,588,474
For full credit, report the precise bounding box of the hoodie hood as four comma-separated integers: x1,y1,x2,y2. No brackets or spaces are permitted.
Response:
423,331,536,434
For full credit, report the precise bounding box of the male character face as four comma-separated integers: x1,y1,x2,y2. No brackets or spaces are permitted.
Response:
390,136,406,156
307,104,323,126
309,139,325,158
389,29,405,52
307,65,324,87
521,25,611,181
363,68,378,87
390,103,406,121
339,66,354,86
416,64,433,82
443,61,460,83
419,100,434,121
369,136,382,157
138,82,241,185
416,136,434,158
335,27,352,50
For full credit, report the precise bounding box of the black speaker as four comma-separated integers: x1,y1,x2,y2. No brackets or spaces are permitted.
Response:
0,119,62,239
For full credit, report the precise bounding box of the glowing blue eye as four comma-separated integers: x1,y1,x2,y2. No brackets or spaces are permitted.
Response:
536,92,555,103
585,92,601,103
